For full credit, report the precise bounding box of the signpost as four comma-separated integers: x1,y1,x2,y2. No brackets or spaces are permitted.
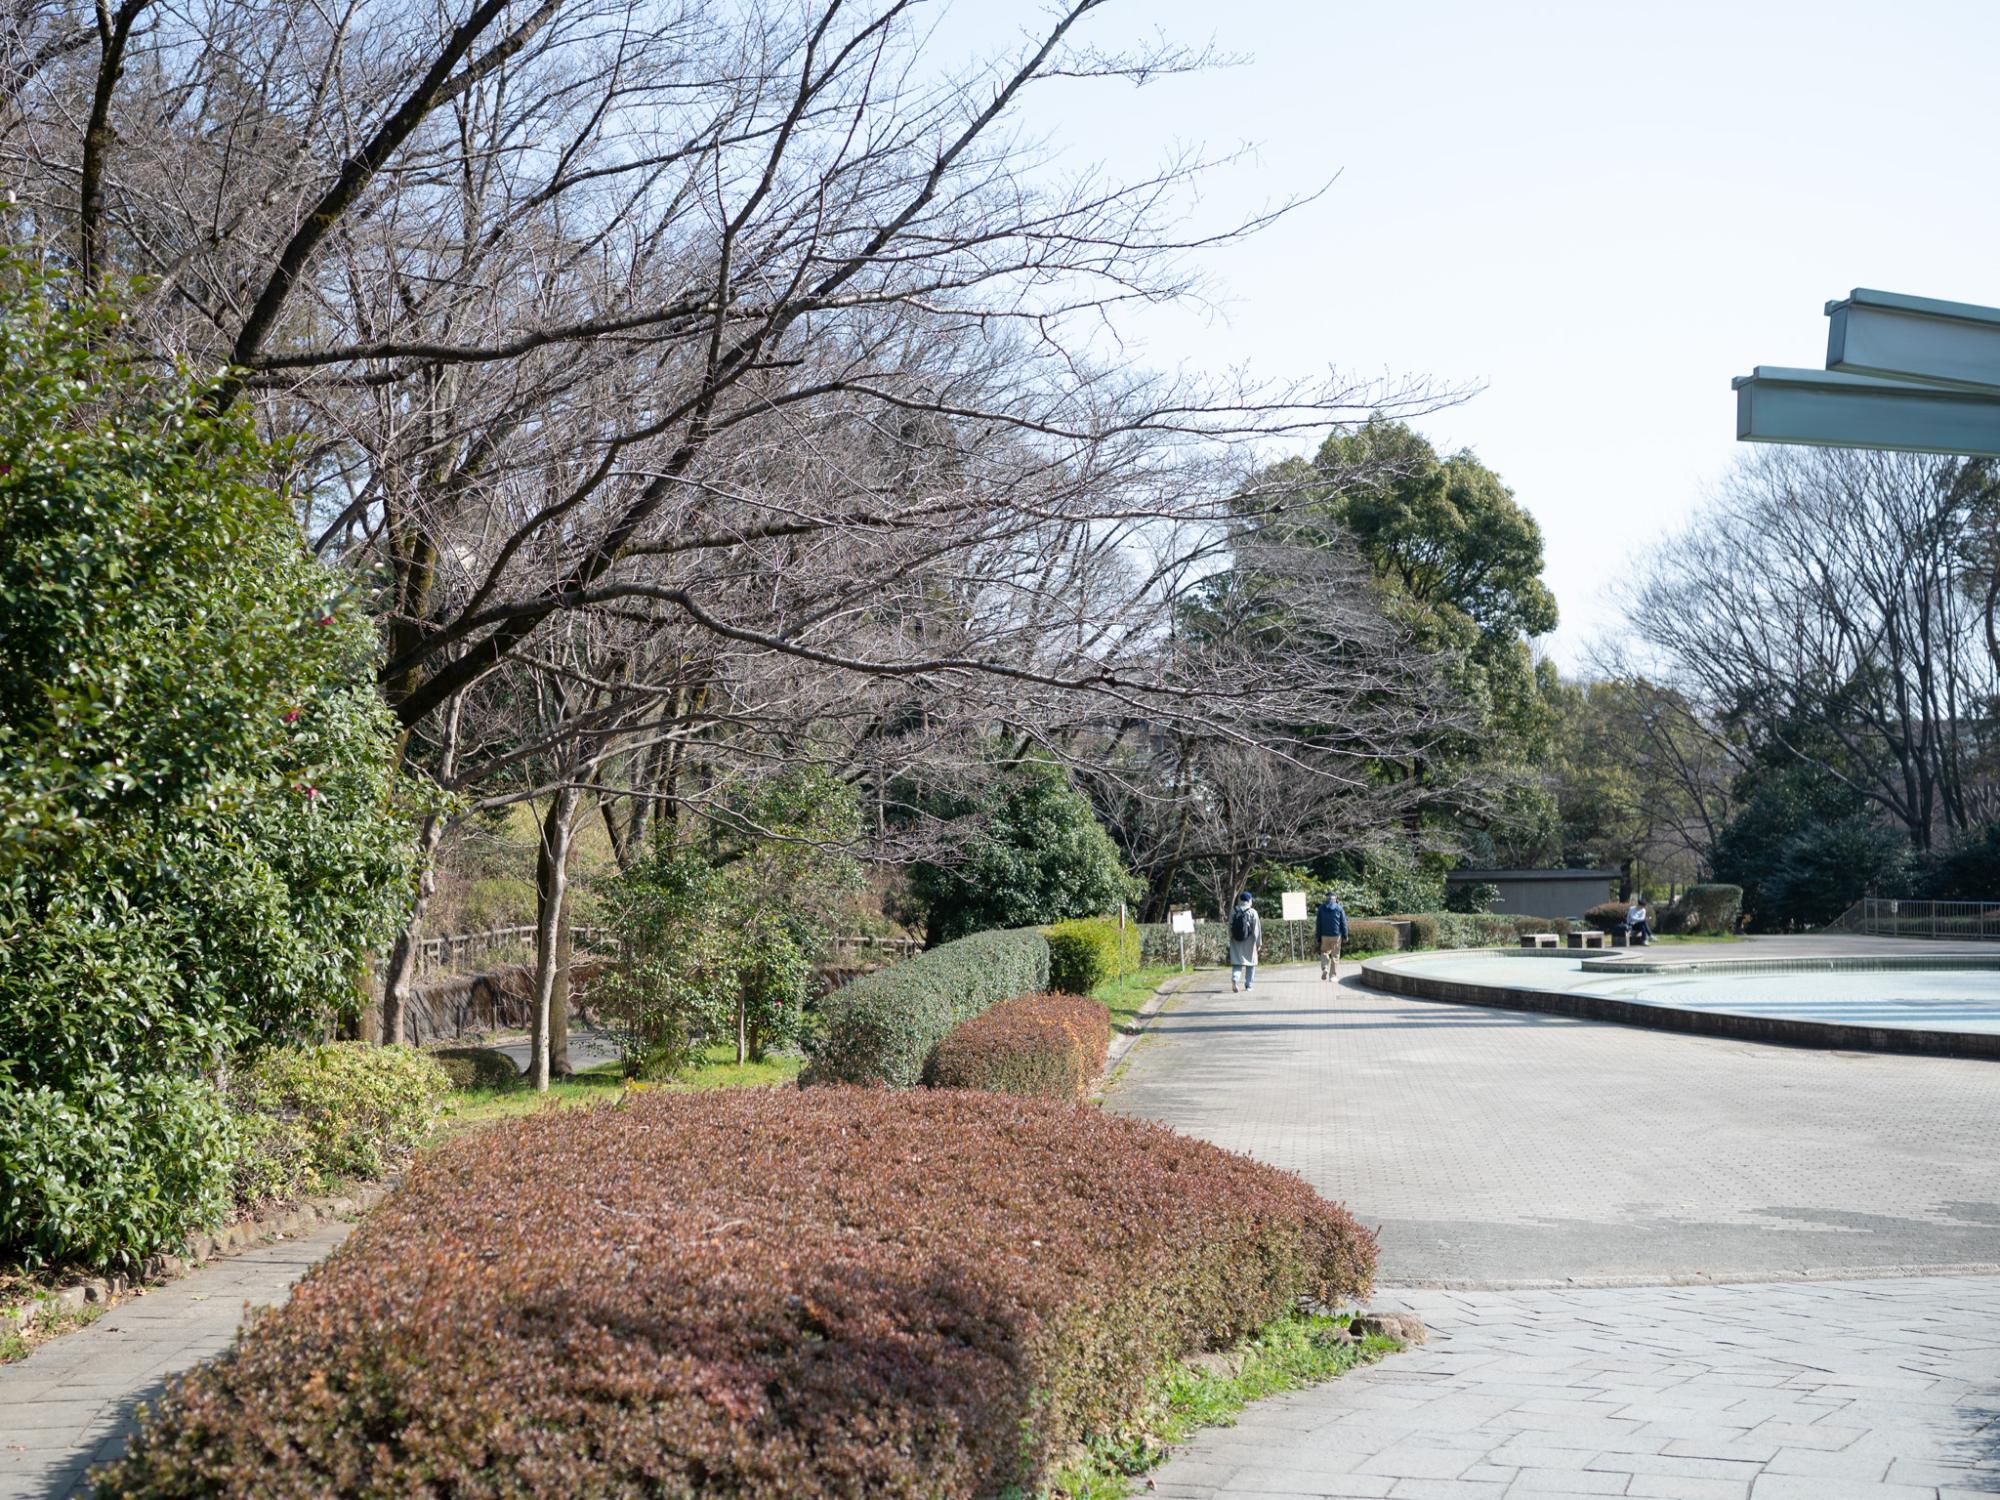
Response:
1169,907,1195,972
1280,890,1307,961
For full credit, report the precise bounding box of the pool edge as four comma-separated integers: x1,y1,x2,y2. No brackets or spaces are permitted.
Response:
1358,949,2000,1061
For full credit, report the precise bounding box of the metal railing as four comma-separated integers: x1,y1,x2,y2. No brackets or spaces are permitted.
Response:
1828,897,2000,941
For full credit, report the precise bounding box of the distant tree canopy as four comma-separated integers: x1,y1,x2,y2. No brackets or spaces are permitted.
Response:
908,759,1140,944
1253,416,1560,856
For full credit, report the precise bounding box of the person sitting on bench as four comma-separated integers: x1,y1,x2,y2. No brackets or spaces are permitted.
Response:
1625,897,1653,945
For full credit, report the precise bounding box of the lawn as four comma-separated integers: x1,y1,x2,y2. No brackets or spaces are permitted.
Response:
440,1044,802,1128
1091,963,1182,1035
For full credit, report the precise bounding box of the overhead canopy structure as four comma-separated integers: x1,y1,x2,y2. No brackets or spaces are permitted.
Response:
1735,289,2000,458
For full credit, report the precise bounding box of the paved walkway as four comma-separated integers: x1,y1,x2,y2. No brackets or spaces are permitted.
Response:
1108,956,2000,1497
1109,958,2000,1284
0,1220,354,1499
1149,1276,2000,1499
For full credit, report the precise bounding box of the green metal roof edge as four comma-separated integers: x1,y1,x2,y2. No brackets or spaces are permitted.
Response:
1729,365,2000,399
1825,287,2000,328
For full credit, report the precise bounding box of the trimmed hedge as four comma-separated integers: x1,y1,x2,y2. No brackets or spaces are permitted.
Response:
229,1043,452,1208
1583,901,1629,934
804,927,1050,1087
1682,884,1742,934
425,1045,520,1091
1431,912,1569,946
1345,919,1400,953
99,1089,1375,1498
1390,914,1440,949
1045,915,1140,995
925,992,1112,1100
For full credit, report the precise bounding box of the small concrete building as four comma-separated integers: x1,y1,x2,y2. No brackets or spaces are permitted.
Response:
1446,867,1620,921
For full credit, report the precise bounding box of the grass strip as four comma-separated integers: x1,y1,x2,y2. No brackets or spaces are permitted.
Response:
1043,1310,1400,1498
439,1044,803,1129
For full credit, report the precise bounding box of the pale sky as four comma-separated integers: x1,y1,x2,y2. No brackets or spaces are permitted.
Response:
975,0,2000,667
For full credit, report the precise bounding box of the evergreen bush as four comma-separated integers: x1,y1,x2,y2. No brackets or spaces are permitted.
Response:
804,929,1051,1087
1045,916,1139,994
229,1044,452,1206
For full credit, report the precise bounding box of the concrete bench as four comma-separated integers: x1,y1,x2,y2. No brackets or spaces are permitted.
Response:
1519,933,1560,949
1567,931,1606,949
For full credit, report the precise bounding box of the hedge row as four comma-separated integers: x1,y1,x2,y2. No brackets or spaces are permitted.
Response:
925,992,1111,1100
1045,915,1140,994
803,927,1050,1087
98,1089,1377,1498
1139,918,1403,966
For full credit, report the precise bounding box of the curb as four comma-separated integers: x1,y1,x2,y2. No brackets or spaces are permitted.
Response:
1,1181,391,1342
1359,951,2000,1062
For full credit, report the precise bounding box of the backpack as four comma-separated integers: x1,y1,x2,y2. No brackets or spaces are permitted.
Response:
1230,906,1253,943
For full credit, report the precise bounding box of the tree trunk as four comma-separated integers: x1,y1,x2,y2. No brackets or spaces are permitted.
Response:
529,785,580,1092
380,811,446,1045
549,880,575,1078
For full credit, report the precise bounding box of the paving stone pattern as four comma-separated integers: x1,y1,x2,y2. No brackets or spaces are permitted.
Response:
1147,1275,2000,1499
0,1219,354,1499
1107,952,2000,1285
1113,953,2000,1498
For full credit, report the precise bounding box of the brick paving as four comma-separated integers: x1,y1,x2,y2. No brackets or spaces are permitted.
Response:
0,1219,354,1499
1145,1277,2000,1499
1109,956,2000,1498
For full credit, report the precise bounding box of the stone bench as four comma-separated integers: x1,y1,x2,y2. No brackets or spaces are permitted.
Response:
1519,933,1560,949
1567,930,1606,949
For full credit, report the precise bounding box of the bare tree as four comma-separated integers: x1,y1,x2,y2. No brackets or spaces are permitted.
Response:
1623,447,2000,851
6,0,1468,1052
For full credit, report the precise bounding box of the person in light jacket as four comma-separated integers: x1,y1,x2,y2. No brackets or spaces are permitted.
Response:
1315,891,1349,981
1227,891,1261,992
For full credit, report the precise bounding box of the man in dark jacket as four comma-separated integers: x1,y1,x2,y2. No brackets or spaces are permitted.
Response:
1315,892,1349,981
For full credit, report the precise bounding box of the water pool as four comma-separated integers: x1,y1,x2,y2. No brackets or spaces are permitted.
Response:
1362,947,2000,1054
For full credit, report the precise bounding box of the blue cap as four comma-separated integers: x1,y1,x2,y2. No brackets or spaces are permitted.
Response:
1238,892,1253,902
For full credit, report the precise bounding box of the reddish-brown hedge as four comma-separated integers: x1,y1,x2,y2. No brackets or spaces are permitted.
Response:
925,990,1111,1100
96,1088,1376,1499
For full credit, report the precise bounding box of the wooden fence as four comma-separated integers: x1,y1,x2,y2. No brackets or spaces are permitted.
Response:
414,926,916,979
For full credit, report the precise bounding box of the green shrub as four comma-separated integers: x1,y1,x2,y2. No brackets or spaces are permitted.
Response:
0,263,420,1269
1682,884,1743,934
1045,916,1140,994
229,1044,452,1207
1583,901,1629,933
98,1088,1377,1498
1399,914,1440,950
1346,919,1400,953
0,1071,234,1271
804,928,1051,1087
926,992,1111,1099
426,1046,520,1091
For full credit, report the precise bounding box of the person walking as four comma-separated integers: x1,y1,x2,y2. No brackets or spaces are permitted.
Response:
1227,891,1261,992
1315,890,1349,980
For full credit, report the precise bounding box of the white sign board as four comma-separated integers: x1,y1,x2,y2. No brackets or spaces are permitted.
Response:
1169,908,1196,935
1280,890,1308,923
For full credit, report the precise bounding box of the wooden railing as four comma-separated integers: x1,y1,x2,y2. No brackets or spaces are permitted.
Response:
414,925,609,978
414,927,915,978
